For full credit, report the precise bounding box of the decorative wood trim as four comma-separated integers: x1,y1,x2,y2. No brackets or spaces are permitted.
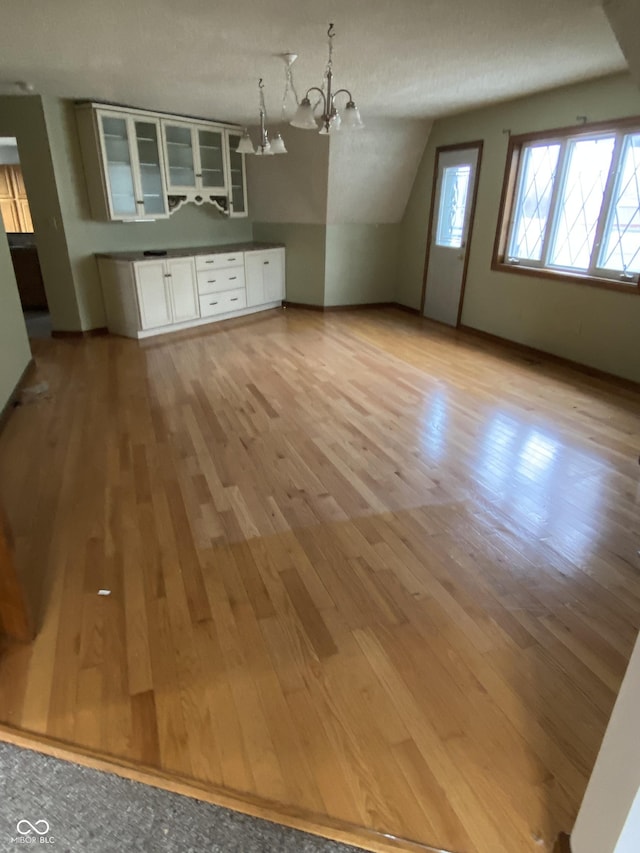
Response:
51,327,109,339
459,323,640,393
0,357,35,436
0,503,34,642
490,260,640,295
553,831,572,853
505,114,640,146
0,724,455,853
419,140,485,325
491,115,640,294
456,141,483,327
419,147,440,317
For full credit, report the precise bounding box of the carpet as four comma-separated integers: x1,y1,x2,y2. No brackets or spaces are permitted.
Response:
0,741,368,852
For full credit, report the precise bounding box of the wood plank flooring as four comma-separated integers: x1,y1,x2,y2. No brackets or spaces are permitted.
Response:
1,307,639,853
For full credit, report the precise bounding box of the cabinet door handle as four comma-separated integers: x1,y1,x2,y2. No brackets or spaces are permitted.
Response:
209,301,218,306
230,297,238,302
228,257,236,261
207,279,216,283
205,260,215,264
229,276,237,280
263,261,269,265
164,273,171,278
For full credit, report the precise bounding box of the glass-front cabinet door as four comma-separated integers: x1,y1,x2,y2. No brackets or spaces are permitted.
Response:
163,122,197,193
225,130,248,218
97,111,168,220
99,114,137,218
134,120,167,217
197,128,226,193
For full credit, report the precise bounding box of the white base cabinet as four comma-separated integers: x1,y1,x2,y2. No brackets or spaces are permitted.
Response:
98,246,285,339
135,257,199,330
245,249,285,307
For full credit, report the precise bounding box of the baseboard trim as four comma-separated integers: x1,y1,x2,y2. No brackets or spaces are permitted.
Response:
51,327,109,339
283,301,420,314
459,324,640,393
0,357,36,436
0,723,454,853
391,303,421,316
553,831,572,853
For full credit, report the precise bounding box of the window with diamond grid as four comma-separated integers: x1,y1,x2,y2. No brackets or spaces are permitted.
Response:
494,120,640,290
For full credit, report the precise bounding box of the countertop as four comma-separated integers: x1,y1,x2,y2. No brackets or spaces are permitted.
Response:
96,242,284,262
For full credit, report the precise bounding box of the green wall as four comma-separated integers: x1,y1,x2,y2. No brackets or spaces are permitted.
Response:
324,224,399,306
398,72,640,382
253,223,326,305
0,219,31,412
0,95,81,331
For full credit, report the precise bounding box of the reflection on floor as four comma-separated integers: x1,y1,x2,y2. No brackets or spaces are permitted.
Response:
0,308,639,853
23,310,51,339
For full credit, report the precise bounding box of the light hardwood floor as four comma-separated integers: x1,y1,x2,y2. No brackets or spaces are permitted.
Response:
1,307,639,853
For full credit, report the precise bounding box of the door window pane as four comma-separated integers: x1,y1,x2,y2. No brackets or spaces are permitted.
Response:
599,133,640,274
135,121,166,216
435,165,471,248
198,129,225,189
101,115,136,216
508,143,560,261
549,136,615,270
165,125,196,187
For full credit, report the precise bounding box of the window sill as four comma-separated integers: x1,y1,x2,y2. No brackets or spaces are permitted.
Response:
491,260,640,295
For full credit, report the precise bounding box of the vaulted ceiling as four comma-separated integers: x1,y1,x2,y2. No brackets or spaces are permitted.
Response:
0,0,627,125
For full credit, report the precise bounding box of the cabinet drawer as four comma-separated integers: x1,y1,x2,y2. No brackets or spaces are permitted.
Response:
197,267,245,295
199,287,247,317
195,252,244,271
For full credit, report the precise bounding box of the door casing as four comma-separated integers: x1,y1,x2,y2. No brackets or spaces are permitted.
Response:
419,140,484,326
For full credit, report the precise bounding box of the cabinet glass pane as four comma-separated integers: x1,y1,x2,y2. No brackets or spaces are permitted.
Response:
164,125,196,187
135,121,166,215
101,115,136,216
228,142,246,214
198,129,225,189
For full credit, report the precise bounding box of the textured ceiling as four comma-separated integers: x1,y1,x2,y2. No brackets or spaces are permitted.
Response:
0,0,627,125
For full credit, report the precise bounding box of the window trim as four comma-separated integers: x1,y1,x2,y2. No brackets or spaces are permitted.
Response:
492,116,640,295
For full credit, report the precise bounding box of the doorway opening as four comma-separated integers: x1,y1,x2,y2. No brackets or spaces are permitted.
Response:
420,141,483,327
0,136,51,339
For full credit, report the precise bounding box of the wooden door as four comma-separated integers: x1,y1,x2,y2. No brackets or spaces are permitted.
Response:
422,144,482,326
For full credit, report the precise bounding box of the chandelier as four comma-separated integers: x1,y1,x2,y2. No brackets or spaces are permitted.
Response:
291,23,364,134
236,78,287,156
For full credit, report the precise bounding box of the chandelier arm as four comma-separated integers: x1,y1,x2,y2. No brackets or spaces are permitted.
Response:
331,88,354,104
305,86,328,112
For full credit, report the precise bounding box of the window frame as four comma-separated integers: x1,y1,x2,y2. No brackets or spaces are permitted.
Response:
492,116,640,295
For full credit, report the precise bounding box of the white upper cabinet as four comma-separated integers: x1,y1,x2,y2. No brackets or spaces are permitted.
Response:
76,103,248,221
162,121,228,198
225,130,248,218
83,109,169,221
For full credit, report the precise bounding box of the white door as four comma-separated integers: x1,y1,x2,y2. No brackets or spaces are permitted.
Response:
134,261,172,329
167,257,199,323
245,252,265,307
263,249,285,302
423,146,480,326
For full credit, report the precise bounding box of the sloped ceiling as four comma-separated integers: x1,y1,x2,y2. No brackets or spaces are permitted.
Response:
0,0,627,126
